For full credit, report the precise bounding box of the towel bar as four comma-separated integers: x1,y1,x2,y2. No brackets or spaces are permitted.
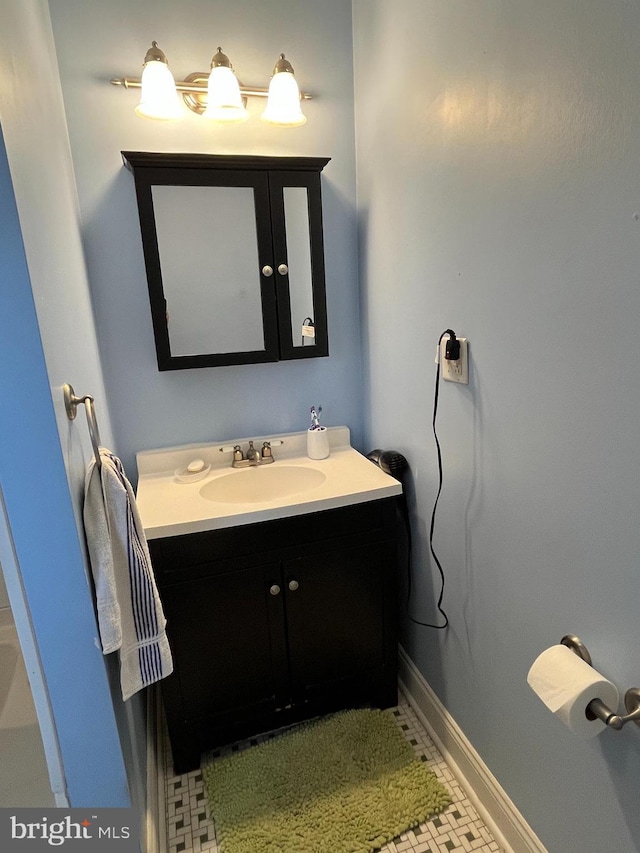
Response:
63,383,102,470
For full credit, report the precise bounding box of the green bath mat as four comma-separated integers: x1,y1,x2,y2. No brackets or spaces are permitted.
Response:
202,708,452,853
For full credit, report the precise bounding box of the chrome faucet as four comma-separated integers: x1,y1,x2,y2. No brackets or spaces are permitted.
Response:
245,440,261,465
222,440,281,468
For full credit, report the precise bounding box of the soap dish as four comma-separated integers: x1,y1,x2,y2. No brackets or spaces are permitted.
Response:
174,464,211,484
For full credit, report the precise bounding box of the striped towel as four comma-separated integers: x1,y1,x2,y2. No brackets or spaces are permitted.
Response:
83,447,173,701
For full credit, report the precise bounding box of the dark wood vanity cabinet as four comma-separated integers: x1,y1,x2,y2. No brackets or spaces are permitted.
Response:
149,498,399,773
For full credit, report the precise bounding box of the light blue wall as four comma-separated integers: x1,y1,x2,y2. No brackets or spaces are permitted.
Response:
0,0,144,814
48,0,363,478
0,126,130,807
354,2,640,851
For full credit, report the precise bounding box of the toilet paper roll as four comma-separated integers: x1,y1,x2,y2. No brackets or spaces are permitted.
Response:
527,644,619,738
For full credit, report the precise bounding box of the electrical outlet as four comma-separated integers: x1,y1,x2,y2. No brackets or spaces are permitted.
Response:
441,336,468,384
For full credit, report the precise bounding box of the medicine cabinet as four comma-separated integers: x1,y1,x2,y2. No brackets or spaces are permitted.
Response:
122,152,330,370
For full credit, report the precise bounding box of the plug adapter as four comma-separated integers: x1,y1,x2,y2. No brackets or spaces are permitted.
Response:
441,336,468,384
445,334,460,360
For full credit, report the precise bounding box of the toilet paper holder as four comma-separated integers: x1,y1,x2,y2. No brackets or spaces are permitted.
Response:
561,635,640,731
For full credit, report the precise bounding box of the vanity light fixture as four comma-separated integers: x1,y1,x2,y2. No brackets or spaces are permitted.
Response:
111,41,311,126
134,42,183,120
202,47,248,123
261,54,307,126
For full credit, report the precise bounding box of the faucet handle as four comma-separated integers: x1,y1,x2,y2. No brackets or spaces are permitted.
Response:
261,439,283,461
219,443,241,453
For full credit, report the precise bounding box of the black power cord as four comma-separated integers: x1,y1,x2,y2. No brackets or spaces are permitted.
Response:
406,328,454,630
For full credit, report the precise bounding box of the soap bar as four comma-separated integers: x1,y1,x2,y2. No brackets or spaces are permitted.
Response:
174,460,210,483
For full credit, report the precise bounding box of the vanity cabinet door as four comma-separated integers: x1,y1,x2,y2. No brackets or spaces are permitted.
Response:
160,562,289,736
283,540,397,708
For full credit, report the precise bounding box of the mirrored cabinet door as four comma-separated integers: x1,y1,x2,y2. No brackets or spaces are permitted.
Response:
122,152,330,370
269,172,328,360
152,183,270,358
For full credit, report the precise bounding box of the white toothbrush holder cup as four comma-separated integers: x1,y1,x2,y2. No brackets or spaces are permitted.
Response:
307,426,330,459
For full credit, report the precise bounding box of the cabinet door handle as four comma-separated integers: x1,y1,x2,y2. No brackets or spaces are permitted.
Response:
269,583,281,596
262,265,274,277
277,263,289,276
288,579,299,592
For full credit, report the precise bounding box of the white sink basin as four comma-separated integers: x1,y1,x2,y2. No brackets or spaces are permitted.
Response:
136,427,403,538
199,465,326,504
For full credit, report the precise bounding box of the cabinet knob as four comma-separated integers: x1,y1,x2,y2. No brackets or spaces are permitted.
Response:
277,263,289,276
288,579,299,592
262,265,274,277
269,583,281,596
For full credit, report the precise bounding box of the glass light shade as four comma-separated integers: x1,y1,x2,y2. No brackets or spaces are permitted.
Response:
261,71,306,127
135,60,183,120
202,66,248,122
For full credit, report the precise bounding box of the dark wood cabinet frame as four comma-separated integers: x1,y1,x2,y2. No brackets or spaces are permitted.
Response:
122,152,330,370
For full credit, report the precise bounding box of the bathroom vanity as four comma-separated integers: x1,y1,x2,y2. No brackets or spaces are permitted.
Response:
136,428,402,773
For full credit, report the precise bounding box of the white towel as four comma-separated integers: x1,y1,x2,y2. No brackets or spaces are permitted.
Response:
83,447,173,701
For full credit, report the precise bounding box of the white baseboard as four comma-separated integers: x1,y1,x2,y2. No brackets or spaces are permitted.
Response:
398,646,547,853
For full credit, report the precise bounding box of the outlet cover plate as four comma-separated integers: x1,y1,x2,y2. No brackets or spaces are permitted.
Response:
441,337,468,384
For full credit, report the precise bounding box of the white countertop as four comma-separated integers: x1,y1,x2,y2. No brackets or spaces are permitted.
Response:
136,426,402,539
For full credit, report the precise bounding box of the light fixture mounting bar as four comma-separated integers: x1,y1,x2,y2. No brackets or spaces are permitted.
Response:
110,76,312,100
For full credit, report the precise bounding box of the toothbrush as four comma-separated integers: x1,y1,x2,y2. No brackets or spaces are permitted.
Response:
310,406,322,429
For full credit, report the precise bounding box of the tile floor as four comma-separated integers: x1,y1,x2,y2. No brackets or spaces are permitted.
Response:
161,693,503,853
